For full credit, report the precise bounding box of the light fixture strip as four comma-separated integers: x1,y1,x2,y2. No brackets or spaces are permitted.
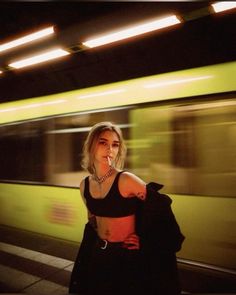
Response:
82,15,181,48
8,48,70,69
0,27,55,53
211,1,236,13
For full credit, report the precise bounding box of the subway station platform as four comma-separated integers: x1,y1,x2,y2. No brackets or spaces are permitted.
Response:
0,225,78,294
0,225,235,294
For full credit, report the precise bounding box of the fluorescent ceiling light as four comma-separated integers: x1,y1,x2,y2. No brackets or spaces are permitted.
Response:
0,27,55,53
211,2,236,13
82,15,181,48
8,48,70,69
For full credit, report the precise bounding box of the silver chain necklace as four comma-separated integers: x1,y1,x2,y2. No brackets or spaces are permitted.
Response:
93,167,114,184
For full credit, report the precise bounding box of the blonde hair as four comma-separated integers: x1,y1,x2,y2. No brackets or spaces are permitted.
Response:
81,122,127,174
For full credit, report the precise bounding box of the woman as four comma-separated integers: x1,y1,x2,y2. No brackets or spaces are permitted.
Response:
79,121,146,295
69,121,184,295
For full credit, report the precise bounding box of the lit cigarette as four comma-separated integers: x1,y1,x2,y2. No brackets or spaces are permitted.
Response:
107,156,111,166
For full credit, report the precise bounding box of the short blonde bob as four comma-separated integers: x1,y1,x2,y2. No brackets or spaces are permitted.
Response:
81,122,127,174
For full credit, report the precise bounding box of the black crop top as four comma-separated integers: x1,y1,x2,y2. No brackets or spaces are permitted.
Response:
83,171,137,217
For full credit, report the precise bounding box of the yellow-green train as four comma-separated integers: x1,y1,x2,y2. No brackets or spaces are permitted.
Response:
0,61,236,278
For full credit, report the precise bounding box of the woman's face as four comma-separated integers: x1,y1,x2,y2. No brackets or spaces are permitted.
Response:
94,130,120,167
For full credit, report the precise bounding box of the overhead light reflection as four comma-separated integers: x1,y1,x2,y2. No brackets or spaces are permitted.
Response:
0,99,66,113
82,15,181,48
144,76,213,89
77,89,126,99
8,48,70,69
46,123,133,134
176,100,236,111
0,27,55,53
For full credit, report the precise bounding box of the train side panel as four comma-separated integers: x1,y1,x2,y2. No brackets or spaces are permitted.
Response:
0,182,87,243
171,194,236,270
1,181,235,270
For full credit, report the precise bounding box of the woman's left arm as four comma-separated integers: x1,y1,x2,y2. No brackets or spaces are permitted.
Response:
119,172,147,249
120,172,147,201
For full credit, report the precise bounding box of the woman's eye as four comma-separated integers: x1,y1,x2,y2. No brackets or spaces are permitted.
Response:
98,141,119,148
112,143,120,148
99,141,107,146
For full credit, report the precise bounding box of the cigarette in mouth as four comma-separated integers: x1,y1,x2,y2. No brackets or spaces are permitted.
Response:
107,156,111,166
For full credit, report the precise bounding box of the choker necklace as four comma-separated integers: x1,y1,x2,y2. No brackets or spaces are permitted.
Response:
93,167,114,184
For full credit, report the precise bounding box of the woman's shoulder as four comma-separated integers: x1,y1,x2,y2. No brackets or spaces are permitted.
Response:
120,171,145,184
79,175,90,194
119,171,146,199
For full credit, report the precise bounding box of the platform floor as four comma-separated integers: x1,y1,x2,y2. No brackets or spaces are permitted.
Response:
0,225,78,294
0,225,236,294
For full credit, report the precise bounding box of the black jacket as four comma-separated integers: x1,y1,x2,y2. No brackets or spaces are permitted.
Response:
136,182,185,294
69,182,185,294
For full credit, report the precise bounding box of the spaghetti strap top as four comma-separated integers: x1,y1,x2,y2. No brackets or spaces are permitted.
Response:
84,171,137,217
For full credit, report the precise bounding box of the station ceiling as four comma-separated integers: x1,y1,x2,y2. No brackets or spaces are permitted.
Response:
0,2,235,102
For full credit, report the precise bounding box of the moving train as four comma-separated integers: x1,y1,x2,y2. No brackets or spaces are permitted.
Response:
0,61,236,282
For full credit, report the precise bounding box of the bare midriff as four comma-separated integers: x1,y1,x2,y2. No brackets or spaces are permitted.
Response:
96,214,135,242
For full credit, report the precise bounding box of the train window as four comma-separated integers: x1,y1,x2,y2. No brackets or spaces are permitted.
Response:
0,108,130,186
129,99,236,197
0,121,47,182
192,102,236,197
172,110,196,169
129,105,191,194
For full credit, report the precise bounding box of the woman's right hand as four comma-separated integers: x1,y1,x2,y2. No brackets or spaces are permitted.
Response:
123,233,140,250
